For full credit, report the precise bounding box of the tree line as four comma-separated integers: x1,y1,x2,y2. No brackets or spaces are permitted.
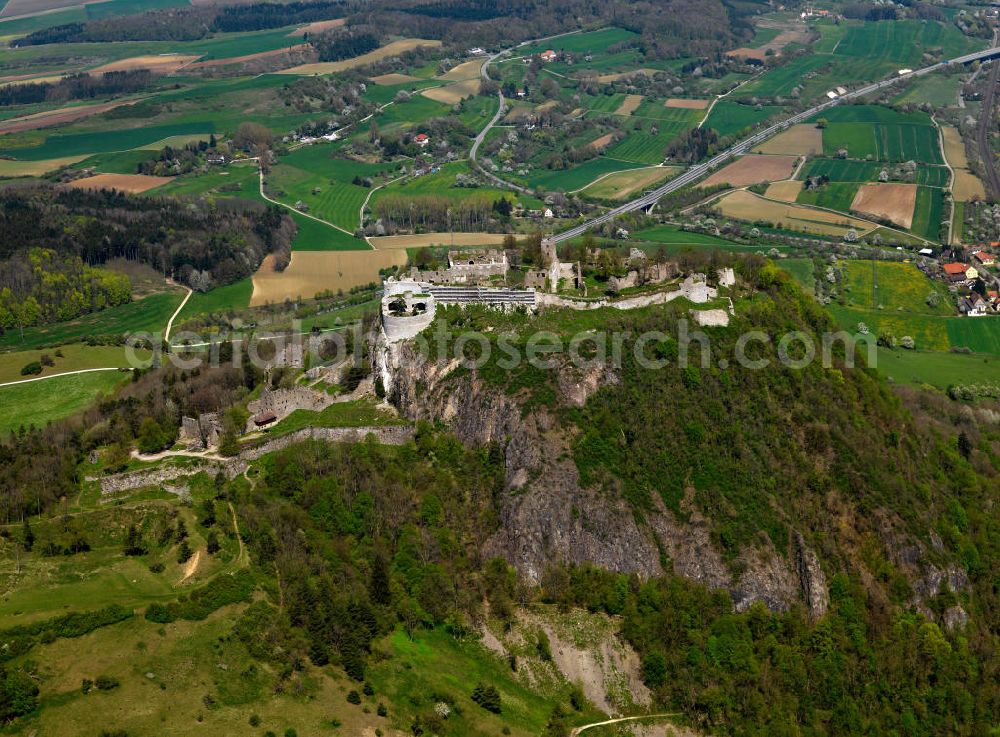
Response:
373,193,510,234
0,70,153,107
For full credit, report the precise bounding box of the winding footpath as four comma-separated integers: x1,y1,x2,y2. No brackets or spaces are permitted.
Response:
570,714,678,736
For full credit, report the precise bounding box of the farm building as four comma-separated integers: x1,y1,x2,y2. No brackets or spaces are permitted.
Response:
539,50,557,62
958,293,990,317
942,262,979,284
414,133,430,147
973,251,996,267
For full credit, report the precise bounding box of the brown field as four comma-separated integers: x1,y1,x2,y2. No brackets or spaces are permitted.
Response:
369,232,510,249
89,54,200,75
665,98,710,109
850,183,917,229
595,69,658,83
700,154,798,188
765,180,804,202
438,59,484,81
421,78,480,105
279,39,442,75
535,100,557,113
940,125,969,169
0,74,65,87
615,94,643,116
504,104,534,122
134,133,213,150
0,0,107,18
186,45,308,70
65,173,172,194
288,18,345,37
714,190,874,238
0,99,137,135
588,133,615,151
953,169,986,202
369,72,423,85
726,22,809,60
250,251,406,305
581,166,679,199
0,69,67,83
753,124,823,156
0,155,88,178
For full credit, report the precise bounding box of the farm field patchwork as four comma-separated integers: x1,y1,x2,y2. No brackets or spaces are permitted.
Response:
765,180,804,202
526,156,644,192
838,260,953,315
909,186,943,241
278,38,442,75
795,181,860,213
614,94,643,116
0,155,88,177
369,232,510,249
713,190,875,238
421,78,480,105
700,154,798,188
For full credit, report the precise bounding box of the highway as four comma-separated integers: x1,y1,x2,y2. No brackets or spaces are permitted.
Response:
547,44,1000,243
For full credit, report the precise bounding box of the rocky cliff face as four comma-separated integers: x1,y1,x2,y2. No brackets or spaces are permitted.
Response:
382,339,831,617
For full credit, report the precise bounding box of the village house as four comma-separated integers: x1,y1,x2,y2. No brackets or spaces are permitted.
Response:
539,50,557,63
959,293,990,317
973,250,996,267
942,262,979,285
414,133,430,148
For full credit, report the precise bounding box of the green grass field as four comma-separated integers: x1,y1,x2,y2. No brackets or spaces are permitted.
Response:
796,181,860,213
779,258,817,293
519,26,638,57
821,122,943,164
831,19,977,67
526,156,643,192
267,163,370,233
946,317,1000,355
910,186,944,241
839,260,953,315
893,72,963,107
174,279,253,323
828,305,951,352
703,101,784,137
0,343,144,384
875,347,1000,389
0,370,129,434
0,291,184,350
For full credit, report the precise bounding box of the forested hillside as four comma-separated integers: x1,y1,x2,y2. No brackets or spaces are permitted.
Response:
0,184,294,298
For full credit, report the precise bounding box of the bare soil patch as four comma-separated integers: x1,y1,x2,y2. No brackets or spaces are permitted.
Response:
700,154,798,188
665,98,710,109
0,99,138,135
941,124,969,169
850,182,917,229
753,124,822,156
765,179,805,202
726,22,809,60
714,190,874,238
187,45,309,70
287,18,345,37
953,169,986,202
251,250,406,306
438,59,484,81
615,94,643,116
369,232,510,249
421,78,480,105
588,133,615,151
89,54,200,74
64,173,172,194
279,39,442,75
369,72,423,85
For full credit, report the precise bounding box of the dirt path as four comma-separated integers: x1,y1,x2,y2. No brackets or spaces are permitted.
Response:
975,54,1000,199
571,714,678,736
933,115,956,245
163,283,193,343
228,501,248,567
0,366,124,389
180,548,202,583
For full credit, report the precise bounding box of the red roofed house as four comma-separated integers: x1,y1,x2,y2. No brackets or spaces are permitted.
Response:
414,133,429,148
539,50,557,62
943,262,978,284
973,250,996,267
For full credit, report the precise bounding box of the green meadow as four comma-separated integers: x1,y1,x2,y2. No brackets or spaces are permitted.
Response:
0,370,129,434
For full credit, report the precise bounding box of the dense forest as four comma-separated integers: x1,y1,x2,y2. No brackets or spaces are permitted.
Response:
0,249,131,331
0,184,294,294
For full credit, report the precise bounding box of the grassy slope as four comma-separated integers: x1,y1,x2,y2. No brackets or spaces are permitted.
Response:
0,370,129,433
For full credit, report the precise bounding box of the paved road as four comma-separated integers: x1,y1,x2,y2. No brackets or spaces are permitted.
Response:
550,44,1000,243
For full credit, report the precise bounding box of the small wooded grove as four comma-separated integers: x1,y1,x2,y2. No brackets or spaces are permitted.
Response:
373,193,512,233
0,248,131,331
0,184,294,299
